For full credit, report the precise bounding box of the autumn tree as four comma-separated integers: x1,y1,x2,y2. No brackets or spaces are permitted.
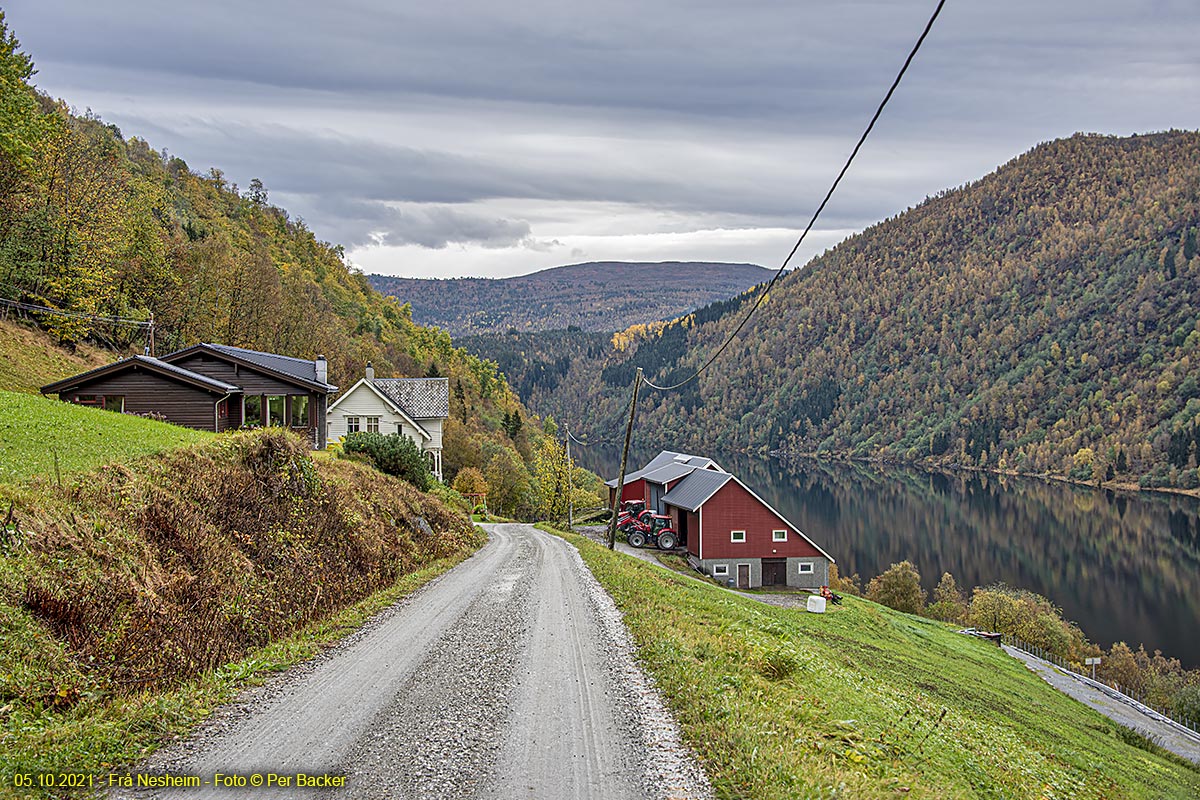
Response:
866,560,926,615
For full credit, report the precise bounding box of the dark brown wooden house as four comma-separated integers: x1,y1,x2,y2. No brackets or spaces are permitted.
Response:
41,344,337,448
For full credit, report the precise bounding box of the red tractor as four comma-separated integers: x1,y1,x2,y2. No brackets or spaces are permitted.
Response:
625,513,679,550
616,500,651,533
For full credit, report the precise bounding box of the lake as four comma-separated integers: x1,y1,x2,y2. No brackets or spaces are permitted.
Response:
570,445,1200,668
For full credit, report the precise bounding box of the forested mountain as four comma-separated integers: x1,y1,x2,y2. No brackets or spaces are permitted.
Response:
0,13,542,487
368,261,772,335
523,132,1200,490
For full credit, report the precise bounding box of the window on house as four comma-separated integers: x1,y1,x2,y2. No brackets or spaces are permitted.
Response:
346,416,361,434
290,395,309,427
366,416,380,433
773,529,788,542
244,396,262,426
103,395,125,413
267,396,286,426
712,565,729,577
798,562,814,574
75,394,99,406
730,530,746,543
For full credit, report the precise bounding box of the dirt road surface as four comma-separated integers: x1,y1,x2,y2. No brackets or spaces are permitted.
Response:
116,523,710,800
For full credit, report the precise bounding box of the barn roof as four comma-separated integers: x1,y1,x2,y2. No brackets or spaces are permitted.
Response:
641,461,708,485
660,468,733,512
605,450,724,488
373,377,449,419
41,355,243,395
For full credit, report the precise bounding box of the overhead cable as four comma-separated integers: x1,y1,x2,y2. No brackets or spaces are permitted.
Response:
640,0,948,392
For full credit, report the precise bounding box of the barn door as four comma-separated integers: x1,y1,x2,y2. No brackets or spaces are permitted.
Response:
737,563,750,589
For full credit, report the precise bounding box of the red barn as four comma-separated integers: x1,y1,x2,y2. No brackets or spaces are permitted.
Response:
662,468,833,589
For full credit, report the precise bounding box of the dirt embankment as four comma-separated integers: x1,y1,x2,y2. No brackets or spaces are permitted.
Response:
1,430,479,707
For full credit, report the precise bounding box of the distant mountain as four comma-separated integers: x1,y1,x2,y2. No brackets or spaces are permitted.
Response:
515,132,1200,490
367,262,773,336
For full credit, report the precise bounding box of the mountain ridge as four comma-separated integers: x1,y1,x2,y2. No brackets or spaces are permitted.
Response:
485,131,1200,490
368,261,772,336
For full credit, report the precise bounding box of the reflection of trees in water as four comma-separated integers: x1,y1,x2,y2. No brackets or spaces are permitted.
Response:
573,446,1200,666
735,456,1200,667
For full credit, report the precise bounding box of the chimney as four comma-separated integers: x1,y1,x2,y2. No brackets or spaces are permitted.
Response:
366,362,375,382
315,355,327,385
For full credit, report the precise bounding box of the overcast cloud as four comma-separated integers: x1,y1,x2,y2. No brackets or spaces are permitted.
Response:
6,0,1199,277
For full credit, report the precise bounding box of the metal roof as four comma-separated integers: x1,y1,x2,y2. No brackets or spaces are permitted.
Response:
373,377,450,419
641,462,707,485
41,355,242,395
605,450,721,488
660,469,734,512
162,343,337,391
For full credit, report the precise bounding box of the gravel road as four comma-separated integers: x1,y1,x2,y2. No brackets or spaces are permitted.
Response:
115,523,710,800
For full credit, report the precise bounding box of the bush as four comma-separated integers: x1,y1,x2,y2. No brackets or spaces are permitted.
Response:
341,432,432,491
925,572,966,623
866,560,926,614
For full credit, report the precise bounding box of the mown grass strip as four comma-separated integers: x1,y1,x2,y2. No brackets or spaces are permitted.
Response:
540,524,1200,800
0,544,480,800
0,390,211,485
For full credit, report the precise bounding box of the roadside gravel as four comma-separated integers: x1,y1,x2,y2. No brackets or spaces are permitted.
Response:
115,523,710,800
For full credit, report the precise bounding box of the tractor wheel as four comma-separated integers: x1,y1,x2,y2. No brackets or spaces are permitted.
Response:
627,531,647,548
656,532,677,550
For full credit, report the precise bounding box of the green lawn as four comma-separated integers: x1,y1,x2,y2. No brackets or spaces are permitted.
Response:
541,525,1200,800
0,391,211,484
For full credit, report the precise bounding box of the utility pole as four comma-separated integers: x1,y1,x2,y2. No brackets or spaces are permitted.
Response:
148,311,155,357
566,421,573,529
606,367,642,550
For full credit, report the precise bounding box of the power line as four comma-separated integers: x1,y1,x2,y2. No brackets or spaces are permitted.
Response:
0,296,153,327
640,0,947,392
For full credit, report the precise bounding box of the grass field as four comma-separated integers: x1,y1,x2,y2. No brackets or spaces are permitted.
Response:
0,390,211,484
0,319,112,395
542,525,1200,800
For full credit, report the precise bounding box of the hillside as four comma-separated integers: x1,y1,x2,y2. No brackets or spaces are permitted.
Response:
551,526,1200,799
526,132,1200,490
0,16,544,488
0,429,480,786
368,261,772,335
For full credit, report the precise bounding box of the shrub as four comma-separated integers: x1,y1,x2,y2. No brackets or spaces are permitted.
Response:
925,572,966,623
866,560,926,614
828,562,862,596
341,432,432,491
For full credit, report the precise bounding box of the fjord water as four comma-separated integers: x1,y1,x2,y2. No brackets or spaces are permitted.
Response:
574,447,1200,668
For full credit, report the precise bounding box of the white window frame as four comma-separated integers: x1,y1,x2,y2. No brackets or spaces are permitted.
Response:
712,564,729,577
346,416,361,434
366,416,380,434
798,562,814,574
730,530,746,543
772,529,788,542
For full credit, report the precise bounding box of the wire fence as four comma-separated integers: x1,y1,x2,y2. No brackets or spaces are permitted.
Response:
1002,633,1200,740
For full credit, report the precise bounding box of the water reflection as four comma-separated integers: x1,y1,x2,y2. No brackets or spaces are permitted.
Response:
574,447,1200,668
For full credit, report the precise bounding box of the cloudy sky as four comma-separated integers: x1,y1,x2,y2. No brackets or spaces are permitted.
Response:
6,1,1199,278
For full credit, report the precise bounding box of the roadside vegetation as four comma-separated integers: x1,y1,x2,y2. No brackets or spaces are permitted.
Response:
1,429,482,794
546,525,1200,799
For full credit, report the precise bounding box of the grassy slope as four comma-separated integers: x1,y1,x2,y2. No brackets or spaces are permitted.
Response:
0,319,112,394
1,431,483,798
544,527,1200,800
0,391,211,483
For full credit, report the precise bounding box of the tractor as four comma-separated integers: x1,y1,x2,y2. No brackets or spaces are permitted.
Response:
625,513,679,550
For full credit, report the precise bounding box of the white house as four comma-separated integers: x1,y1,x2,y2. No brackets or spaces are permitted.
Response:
326,364,449,481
